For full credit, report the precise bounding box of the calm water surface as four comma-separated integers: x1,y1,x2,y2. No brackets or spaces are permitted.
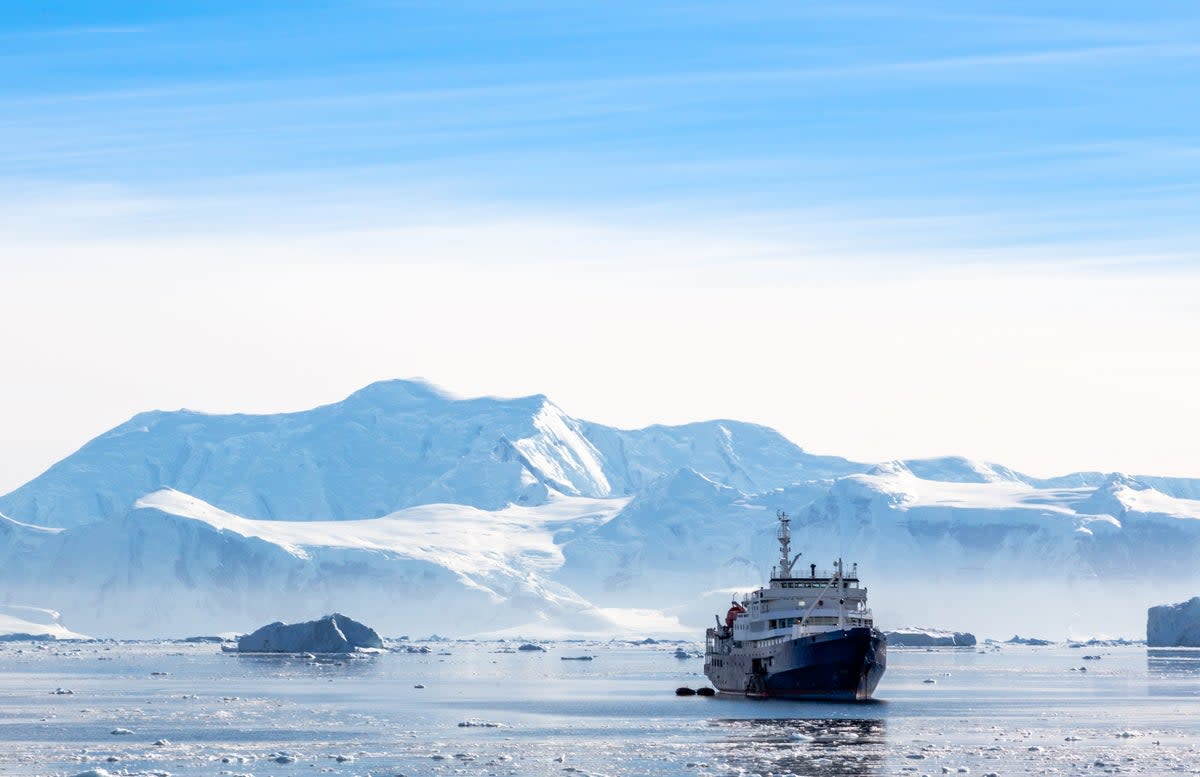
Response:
0,640,1198,776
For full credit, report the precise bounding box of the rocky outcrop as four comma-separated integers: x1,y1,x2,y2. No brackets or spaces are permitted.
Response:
237,613,383,653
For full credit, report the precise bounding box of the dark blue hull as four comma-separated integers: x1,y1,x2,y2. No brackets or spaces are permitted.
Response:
763,628,886,700
709,627,887,701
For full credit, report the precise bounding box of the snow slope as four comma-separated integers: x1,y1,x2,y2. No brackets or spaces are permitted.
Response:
0,488,656,638
582,420,862,494
0,604,88,640
0,379,859,528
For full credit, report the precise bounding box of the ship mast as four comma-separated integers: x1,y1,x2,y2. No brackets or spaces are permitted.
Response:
775,510,800,579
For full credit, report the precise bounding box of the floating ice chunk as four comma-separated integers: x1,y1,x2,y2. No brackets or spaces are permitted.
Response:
110,728,133,735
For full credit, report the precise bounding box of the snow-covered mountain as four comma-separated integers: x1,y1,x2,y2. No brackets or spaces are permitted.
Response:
1,379,1198,639
0,379,859,529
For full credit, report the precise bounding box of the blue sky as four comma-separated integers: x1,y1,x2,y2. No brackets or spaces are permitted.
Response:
6,1,1198,248
3,2,1199,487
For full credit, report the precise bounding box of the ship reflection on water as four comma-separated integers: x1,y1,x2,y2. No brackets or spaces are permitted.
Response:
707,718,886,776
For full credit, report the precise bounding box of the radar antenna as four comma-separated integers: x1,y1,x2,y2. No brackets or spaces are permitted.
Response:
775,510,801,579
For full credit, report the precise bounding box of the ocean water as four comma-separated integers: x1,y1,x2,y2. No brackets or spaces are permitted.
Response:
1,640,1198,776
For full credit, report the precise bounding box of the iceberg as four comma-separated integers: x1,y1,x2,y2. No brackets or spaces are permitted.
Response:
237,613,383,653
884,628,976,647
1147,597,1200,647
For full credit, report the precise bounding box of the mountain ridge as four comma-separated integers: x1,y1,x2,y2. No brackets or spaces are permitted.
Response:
0,378,860,529
2,378,1199,639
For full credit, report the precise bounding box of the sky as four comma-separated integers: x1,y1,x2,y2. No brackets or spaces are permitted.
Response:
3,1,1199,492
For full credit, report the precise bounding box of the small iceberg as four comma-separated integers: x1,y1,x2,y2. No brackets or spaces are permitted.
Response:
1005,634,1053,646
885,627,976,647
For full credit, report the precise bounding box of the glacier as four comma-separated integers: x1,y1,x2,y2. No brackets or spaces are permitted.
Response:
1,379,1198,639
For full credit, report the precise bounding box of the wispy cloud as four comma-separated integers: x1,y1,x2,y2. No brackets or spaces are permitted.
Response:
0,24,150,40
10,39,1196,110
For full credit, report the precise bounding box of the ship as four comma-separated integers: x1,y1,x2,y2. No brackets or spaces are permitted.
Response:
703,511,886,700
